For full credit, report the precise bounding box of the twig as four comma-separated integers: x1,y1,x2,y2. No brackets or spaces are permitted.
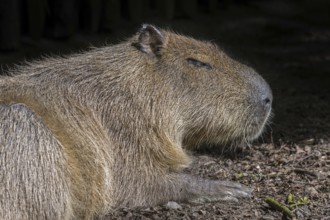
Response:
265,197,296,219
293,168,319,178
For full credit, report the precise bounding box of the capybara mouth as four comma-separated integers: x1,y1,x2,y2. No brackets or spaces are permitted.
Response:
244,108,273,142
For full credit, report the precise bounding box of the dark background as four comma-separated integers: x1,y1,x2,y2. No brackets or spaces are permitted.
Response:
1,0,330,143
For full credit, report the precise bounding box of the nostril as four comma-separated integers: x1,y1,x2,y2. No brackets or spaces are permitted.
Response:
264,97,271,105
263,97,272,107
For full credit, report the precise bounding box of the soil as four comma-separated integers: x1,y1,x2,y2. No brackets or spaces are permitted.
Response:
1,0,329,219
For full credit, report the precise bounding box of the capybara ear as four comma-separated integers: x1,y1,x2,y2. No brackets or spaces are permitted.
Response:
134,24,165,55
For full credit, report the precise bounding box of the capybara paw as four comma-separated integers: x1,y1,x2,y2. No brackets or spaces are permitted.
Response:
189,180,253,204
217,180,253,197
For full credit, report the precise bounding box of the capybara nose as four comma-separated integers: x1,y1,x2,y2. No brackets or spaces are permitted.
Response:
259,83,273,113
250,72,273,112
262,95,272,109
242,67,272,112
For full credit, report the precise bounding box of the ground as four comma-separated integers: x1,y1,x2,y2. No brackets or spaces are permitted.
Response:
0,0,329,219
105,143,329,219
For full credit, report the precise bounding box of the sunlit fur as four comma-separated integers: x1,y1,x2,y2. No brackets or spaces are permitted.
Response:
0,25,271,219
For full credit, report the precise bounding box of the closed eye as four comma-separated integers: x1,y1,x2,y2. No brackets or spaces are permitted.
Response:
187,58,212,70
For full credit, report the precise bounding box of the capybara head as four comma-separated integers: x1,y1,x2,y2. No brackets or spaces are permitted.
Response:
131,25,272,148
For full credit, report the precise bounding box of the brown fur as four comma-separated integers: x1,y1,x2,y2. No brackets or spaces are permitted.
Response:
0,25,272,219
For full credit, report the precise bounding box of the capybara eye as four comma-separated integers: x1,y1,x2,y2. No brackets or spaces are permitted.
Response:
186,58,212,70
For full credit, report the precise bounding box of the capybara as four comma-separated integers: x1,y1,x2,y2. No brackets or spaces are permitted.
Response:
0,24,272,219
